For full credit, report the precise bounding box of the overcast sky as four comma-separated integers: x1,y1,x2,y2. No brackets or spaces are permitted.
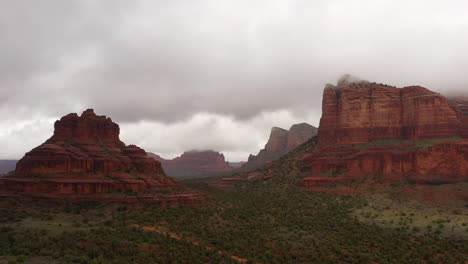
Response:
1,0,467,161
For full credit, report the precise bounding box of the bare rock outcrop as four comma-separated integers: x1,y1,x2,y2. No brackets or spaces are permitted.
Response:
242,123,317,171
0,109,204,205
301,77,468,186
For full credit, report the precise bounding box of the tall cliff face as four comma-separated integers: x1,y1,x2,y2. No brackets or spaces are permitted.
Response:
0,109,204,205
319,80,464,146
242,123,317,171
149,150,233,179
264,127,288,152
302,77,468,185
450,97,468,137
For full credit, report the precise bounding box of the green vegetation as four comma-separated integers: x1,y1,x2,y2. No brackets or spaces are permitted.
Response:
102,174,117,181
370,136,461,151
96,138,116,158
331,136,462,155
0,207,237,264
98,150,115,157
353,192,468,238
412,136,461,151
65,137,81,148
1,177,467,263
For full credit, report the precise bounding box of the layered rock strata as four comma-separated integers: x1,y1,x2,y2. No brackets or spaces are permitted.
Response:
0,109,204,205
301,77,468,186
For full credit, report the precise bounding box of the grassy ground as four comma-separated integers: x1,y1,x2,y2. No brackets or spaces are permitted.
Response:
353,192,468,238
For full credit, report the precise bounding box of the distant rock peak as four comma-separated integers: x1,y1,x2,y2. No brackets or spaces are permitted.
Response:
241,122,317,171
264,127,289,152
149,150,233,178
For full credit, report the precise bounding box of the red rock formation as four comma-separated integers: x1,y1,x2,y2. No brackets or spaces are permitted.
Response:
0,109,204,205
242,123,317,171
450,97,468,138
242,149,285,171
301,77,468,186
287,123,318,152
303,140,468,184
149,150,233,178
318,77,464,146
264,127,288,152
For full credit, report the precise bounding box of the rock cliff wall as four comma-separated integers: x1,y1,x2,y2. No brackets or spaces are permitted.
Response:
302,77,468,186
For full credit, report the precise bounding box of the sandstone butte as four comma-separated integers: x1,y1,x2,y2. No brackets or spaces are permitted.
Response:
148,150,233,178
301,76,468,189
242,123,317,171
0,109,204,205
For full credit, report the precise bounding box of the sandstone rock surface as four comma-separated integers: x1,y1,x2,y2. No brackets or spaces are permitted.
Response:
318,78,465,146
0,109,204,205
149,150,233,179
301,77,468,186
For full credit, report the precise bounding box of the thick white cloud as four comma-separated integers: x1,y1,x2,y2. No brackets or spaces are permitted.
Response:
0,0,467,160
0,117,55,159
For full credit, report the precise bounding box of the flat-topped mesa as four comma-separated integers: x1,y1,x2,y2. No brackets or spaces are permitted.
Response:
149,150,233,178
301,77,468,185
0,109,204,205
319,79,464,146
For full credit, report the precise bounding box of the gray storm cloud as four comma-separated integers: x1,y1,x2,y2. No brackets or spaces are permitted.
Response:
0,0,467,160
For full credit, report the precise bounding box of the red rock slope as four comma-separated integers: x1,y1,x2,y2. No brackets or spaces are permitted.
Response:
301,76,468,186
149,150,233,179
0,109,204,205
